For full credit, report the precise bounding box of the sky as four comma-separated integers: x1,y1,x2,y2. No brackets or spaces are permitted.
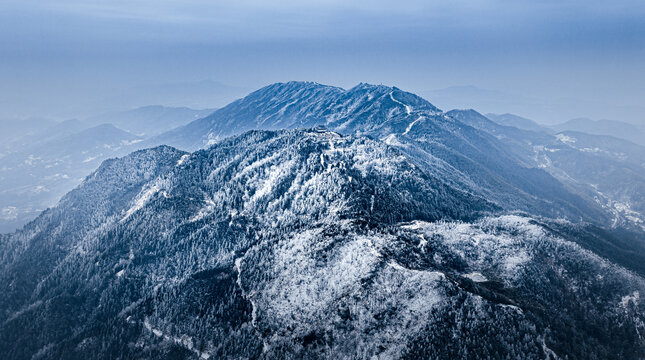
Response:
1,0,644,125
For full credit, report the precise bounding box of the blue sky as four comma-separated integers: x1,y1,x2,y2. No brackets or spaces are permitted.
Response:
1,0,644,124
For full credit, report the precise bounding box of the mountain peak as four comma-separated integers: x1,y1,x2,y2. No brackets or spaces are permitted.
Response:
447,108,484,116
153,81,449,149
256,81,343,94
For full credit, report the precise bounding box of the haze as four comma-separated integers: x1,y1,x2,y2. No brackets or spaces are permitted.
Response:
1,0,644,125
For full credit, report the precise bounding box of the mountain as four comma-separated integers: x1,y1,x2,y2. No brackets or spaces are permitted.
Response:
423,86,645,126
152,82,443,150
151,82,608,225
6,83,639,232
486,113,551,133
87,106,216,137
1,129,644,359
0,119,89,158
0,106,215,233
552,118,645,146
151,81,344,148
447,109,645,231
546,131,645,229
0,123,142,232
3,81,645,358
0,117,59,152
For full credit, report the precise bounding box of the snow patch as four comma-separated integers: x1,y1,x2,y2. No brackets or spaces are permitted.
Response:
143,319,211,359
189,195,217,222
176,154,190,166
250,160,295,203
621,291,640,308
403,116,425,135
465,272,488,282
122,180,168,221
556,133,576,144
390,92,412,115
383,134,403,146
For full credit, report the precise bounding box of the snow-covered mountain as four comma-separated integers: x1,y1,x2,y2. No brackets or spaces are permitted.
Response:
151,82,440,150
4,82,622,233
2,129,644,359
3,81,645,359
150,82,608,225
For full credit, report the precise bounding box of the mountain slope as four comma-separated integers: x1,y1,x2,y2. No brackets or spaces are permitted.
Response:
1,129,644,359
447,109,645,230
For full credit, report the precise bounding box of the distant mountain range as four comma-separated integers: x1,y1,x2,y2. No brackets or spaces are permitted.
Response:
0,106,214,232
485,113,551,133
4,87,643,233
551,118,645,146
424,85,645,127
87,105,216,137
2,82,645,359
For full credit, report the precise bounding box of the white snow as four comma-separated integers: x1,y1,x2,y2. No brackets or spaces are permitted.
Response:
541,338,560,360
143,319,211,359
402,220,432,230
390,92,412,115
621,291,640,308
403,116,425,135
176,154,190,166
405,216,546,282
233,151,282,180
351,143,407,177
189,195,217,222
122,180,168,221
122,139,143,146
250,160,296,203
556,133,576,144
24,155,40,165
383,134,403,146
465,272,488,282
31,185,47,193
